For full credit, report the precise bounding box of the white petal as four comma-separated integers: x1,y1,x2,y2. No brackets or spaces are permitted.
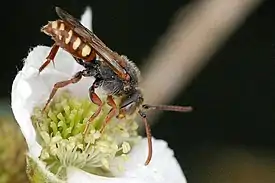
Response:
124,138,187,183
22,45,78,76
80,6,93,31
67,167,143,183
11,45,94,157
67,138,186,183
11,71,42,157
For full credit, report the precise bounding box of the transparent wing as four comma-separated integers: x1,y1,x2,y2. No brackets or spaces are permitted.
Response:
55,7,129,80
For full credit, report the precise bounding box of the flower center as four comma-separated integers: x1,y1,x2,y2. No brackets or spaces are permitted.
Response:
31,91,141,180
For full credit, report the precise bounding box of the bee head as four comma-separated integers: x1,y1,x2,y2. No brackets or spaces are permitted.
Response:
117,89,143,118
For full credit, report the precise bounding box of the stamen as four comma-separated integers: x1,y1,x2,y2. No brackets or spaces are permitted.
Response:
31,91,141,179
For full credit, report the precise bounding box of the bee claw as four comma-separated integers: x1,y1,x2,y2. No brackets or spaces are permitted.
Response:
42,105,47,113
52,60,56,68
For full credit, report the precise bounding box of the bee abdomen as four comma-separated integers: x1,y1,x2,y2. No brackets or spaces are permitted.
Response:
41,20,66,41
69,36,96,61
41,20,96,62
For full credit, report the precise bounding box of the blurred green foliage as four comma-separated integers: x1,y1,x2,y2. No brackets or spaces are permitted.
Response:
0,100,29,183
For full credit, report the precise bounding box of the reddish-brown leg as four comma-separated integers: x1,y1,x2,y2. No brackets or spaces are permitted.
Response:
83,80,103,135
100,95,117,133
42,71,83,111
39,44,59,73
138,110,152,166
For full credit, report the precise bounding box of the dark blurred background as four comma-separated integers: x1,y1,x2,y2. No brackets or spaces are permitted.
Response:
1,0,275,182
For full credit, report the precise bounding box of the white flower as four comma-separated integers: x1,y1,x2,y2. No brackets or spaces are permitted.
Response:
11,7,187,183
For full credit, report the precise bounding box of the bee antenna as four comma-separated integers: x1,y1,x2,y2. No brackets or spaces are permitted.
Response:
138,104,192,165
142,104,193,112
138,110,152,166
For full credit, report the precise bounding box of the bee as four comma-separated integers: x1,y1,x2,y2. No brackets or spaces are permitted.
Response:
39,7,193,165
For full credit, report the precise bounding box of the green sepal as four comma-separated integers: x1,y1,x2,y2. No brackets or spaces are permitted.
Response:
26,154,65,183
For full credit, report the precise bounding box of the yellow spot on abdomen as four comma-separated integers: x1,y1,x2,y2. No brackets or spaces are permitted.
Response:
51,21,58,29
58,23,65,40
59,23,65,30
81,45,91,57
65,30,73,44
73,37,81,50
